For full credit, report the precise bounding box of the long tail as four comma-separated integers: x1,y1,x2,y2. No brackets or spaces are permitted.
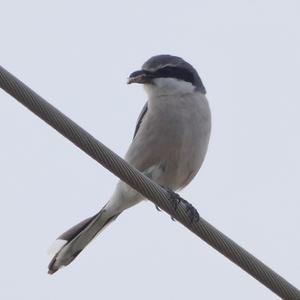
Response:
48,207,120,274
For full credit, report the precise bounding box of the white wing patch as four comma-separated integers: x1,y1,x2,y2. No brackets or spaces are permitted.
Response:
143,164,164,182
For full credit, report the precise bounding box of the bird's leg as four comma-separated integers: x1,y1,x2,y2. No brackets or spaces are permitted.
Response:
164,188,200,223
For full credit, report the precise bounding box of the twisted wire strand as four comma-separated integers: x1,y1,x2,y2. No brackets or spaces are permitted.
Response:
0,65,299,300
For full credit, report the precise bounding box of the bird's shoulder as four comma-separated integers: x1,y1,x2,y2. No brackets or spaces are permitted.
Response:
133,102,148,139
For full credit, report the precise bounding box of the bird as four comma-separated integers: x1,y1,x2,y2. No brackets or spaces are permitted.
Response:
48,54,211,274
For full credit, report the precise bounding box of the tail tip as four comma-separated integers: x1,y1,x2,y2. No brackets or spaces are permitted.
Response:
47,239,68,275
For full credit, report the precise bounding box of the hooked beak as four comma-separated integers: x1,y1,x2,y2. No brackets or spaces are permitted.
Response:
127,70,153,84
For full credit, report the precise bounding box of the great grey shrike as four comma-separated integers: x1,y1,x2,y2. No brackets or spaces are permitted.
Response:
48,54,211,274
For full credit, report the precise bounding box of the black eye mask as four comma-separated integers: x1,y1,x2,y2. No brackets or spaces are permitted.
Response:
152,66,196,85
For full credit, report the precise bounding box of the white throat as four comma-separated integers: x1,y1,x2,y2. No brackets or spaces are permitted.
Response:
144,78,195,97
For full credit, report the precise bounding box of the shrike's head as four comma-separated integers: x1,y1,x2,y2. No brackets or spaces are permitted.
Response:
128,55,206,95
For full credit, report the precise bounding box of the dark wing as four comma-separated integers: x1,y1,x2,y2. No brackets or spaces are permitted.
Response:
133,102,148,139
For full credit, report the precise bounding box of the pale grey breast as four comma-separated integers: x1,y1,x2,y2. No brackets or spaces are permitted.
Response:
125,92,211,190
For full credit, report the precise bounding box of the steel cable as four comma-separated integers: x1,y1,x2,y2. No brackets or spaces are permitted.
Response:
0,65,299,299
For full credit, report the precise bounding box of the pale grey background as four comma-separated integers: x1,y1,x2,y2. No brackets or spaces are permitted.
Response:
0,1,299,299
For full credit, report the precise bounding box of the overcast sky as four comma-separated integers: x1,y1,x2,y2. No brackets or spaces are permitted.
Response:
1,1,299,299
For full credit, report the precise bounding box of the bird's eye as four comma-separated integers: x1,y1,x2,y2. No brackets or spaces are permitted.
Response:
154,66,195,84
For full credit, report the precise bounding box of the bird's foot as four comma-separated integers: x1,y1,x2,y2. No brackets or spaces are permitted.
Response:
165,188,200,223
155,205,162,212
